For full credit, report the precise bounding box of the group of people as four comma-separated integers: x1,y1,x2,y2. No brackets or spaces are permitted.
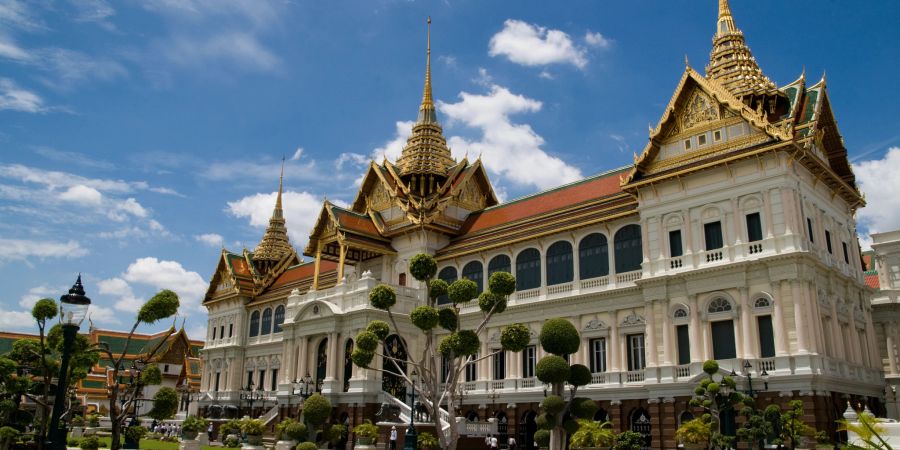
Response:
484,435,517,450
151,421,182,437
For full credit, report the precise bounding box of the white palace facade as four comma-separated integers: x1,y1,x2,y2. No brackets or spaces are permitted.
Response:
198,2,884,448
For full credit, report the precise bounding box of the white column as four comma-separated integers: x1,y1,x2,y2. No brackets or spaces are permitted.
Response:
763,189,775,238
297,337,309,378
887,325,898,375
282,338,295,383
682,209,693,255
773,282,788,356
802,283,820,354
326,332,339,379
865,308,880,369
662,305,673,366
609,316,620,371
791,281,809,354
645,301,658,367
689,295,702,362
739,288,753,358
830,301,845,359
572,240,581,284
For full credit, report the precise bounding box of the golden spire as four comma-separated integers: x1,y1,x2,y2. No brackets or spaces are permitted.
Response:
253,159,293,263
705,0,777,98
395,17,455,181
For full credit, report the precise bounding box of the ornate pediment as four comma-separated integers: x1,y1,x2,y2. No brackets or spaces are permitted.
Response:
680,89,719,131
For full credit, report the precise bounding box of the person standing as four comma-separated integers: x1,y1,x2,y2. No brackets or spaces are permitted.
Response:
490,435,499,450
508,436,517,450
208,422,214,441
390,426,398,450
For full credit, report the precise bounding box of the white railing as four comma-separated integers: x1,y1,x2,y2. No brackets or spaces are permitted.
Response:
516,288,541,301
590,373,607,385
616,270,642,284
625,370,645,383
547,282,573,296
675,365,691,379
260,404,280,425
758,358,776,372
669,258,683,269
460,420,497,437
580,276,609,290
704,250,724,263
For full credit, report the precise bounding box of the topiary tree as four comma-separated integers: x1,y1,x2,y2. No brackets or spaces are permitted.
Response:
688,360,746,450
94,290,179,450
535,318,594,450
301,393,331,443
147,387,178,421
350,253,527,450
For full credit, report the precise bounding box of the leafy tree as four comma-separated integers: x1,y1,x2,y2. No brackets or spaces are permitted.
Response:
535,318,594,450
301,393,331,443
147,387,178,421
772,400,813,450
688,360,747,449
349,253,526,450
94,289,179,450
736,405,774,450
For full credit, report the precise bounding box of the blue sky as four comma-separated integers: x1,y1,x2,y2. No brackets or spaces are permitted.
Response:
2,0,899,339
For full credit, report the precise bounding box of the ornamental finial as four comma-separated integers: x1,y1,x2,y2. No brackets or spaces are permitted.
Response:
421,17,433,111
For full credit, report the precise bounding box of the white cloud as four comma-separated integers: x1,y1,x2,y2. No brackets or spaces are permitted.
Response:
164,32,280,73
33,147,116,170
19,284,60,309
116,197,148,218
0,238,88,262
195,233,225,247
0,1,44,31
0,78,45,113
584,31,612,49
439,84,582,189
474,67,493,87
59,184,103,206
372,121,415,163
227,190,334,244
187,323,208,342
0,36,29,60
98,257,207,314
538,70,554,80
0,163,133,192
0,309,38,330
335,153,368,170
87,304,118,324
855,147,900,243
35,48,127,87
291,147,304,161
489,19,587,69
203,158,322,183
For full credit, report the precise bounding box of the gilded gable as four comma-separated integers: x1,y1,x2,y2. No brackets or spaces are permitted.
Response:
680,89,719,131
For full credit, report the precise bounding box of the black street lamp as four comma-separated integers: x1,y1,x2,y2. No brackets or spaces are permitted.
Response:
289,373,315,418
241,381,262,418
730,360,770,397
403,370,418,450
47,275,91,450
180,385,198,418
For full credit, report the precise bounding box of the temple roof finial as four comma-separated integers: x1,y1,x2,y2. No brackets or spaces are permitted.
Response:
706,0,777,97
417,17,437,124
276,155,284,210
252,159,293,263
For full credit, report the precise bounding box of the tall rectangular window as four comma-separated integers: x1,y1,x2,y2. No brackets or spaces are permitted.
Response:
259,370,265,390
669,230,683,257
211,327,216,340
627,334,645,371
465,356,477,382
825,230,833,254
271,369,278,391
757,315,776,358
589,338,606,373
220,326,225,341
746,213,763,242
523,345,536,378
215,373,221,391
704,221,724,250
807,218,815,243
676,325,691,365
229,323,233,337
246,371,253,389
711,320,737,360
842,242,850,264
493,349,506,380
441,356,450,382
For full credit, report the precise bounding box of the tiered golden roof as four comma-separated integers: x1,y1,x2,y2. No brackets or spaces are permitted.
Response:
252,163,294,261
705,0,778,98
395,18,456,180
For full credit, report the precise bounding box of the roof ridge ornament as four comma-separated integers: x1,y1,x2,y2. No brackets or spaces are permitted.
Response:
705,0,777,98
252,160,294,264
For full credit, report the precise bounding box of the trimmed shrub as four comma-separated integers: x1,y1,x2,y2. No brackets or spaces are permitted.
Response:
302,394,332,429
448,330,480,356
571,398,599,419
568,364,592,387
448,279,478,304
478,292,507,314
80,435,100,450
356,331,379,352
536,413,555,431
500,323,530,352
534,430,551,447
351,348,375,368
411,306,439,331
540,395,565,415
429,280,449,302
488,272,516,296
409,254,438,281
539,318,580,356
296,442,318,450
438,308,458,331
369,284,397,310
702,360,719,374
536,355,570,384
366,321,390,340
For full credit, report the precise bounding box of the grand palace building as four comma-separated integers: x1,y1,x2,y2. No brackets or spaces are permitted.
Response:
197,1,884,448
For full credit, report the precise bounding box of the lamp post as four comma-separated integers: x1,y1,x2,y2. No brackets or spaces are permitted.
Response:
730,360,769,397
241,381,262,418
403,370,418,450
487,387,501,418
180,385,198,418
47,275,91,450
290,373,315,419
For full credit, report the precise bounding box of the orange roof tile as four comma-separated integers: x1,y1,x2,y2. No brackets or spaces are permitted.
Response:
862,254,874,271
228,254,252,276
460,168,629,234
271,260,338,288
864,273,880,289
332,207,381,237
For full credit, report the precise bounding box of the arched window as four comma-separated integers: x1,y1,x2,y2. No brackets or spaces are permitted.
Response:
261,308,272,335
273,305,285,333
673,308,688,319
516,248,541,291
382,335,407,398
753,297,771,308
462,261,484,294
249,311,260,337
316,338,328,391
546,241,574,285
579,233,609,279
437,267,458,305
707,297,732,313
614,225,643,273
488,255,511,276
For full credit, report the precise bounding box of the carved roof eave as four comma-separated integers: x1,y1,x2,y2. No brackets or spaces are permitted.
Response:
447,159,499,207
783,72,806,120
383,162,410,196
256,249,301,292
305,201,393,256
621,66,792,188
203,249,246,303
304,202,338,255
351,162,399,213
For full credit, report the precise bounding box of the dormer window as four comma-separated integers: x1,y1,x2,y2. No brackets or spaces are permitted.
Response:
713,130,722,142
684,139,692,150
698,134,707,146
